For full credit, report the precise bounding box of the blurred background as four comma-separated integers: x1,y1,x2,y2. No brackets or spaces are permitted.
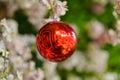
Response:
0,0,120,80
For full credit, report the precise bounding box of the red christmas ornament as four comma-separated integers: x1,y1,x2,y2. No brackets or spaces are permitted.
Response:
36,21,77,62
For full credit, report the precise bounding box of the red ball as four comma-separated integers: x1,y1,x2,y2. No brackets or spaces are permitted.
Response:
36,21,77,62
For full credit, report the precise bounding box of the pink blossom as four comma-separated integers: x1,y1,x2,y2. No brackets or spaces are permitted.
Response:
52,1,67,21
54,1,67,16
91,4,104,14
41,0,68,21
108,29,117,45
27,69,44,80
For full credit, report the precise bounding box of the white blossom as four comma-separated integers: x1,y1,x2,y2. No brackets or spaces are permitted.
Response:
6,19,18,34
7,35,35,60
0,78,6,80
10,55,24,70
54,1,68,16
27,69,44,80
113,10,119,19
43,61,57,74
25,2,47,30
16,71,23,80
51,0,67,21
0,19,12,42
86,50,109,74
102,73,117,80
0,57,5,72
58,51,86,71
43,61,59,80
108,29,118,46
41,0,52,9
42,0,68,21
88,20,105,39
16,0,37,9
67,75,82,80
0,1,118,80
28,61,35,71
0,41,5,52
6,74,14,80
114,0,120,14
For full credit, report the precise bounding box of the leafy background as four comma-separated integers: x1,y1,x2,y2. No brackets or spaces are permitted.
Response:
0,0,120,80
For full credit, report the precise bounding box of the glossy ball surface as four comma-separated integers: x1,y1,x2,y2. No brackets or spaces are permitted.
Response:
36,21,77,62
